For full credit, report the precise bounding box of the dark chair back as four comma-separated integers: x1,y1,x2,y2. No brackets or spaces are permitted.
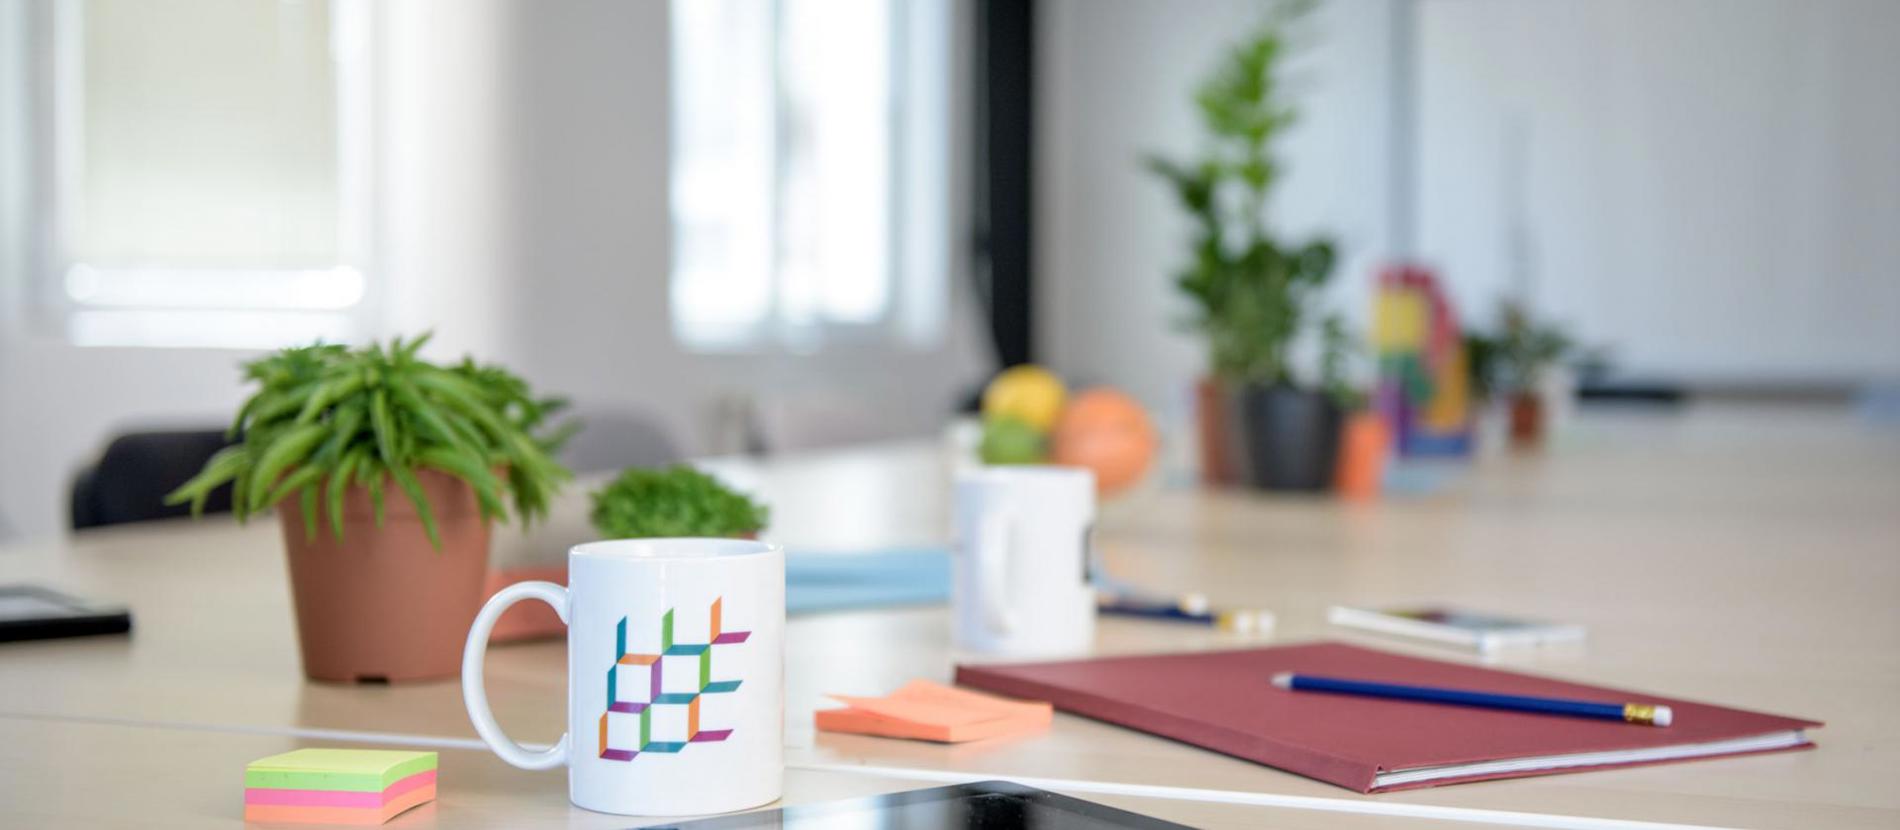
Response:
70,429,234,530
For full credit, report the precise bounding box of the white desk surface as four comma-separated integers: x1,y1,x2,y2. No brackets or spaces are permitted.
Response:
2,404,1896,828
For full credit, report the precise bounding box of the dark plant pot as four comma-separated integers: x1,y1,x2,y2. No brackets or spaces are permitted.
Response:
1509,392,1545,448
1236,385,1342,491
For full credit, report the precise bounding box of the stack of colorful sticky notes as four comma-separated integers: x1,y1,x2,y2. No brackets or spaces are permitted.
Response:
816,679,1052,743
243,748,438,825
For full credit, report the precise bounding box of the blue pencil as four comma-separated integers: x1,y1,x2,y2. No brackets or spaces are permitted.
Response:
1271,672,1673,727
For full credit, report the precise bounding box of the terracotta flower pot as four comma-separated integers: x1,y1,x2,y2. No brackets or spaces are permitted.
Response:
279,469,490,683
1509,392,1545,448
1195,377,1239,487
1334,411,1391,501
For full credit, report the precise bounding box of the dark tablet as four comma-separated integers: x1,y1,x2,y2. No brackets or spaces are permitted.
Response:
639,781,1192,829
0,585,132,643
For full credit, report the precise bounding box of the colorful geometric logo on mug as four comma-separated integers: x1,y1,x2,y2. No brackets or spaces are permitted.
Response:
597,598,751,762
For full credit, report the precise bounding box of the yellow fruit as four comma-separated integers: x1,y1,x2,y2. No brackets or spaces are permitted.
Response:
981,365,1067,432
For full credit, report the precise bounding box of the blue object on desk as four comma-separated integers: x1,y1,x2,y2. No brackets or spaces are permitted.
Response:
784,547,950,615
1272,672,1673,727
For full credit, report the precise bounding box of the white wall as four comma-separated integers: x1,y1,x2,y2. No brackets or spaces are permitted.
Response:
0,0,989,540
1415,0,1900,383
1037,0,1400,413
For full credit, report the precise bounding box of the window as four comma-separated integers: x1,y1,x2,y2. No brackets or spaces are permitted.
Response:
31,0,373,348
669,0,952,352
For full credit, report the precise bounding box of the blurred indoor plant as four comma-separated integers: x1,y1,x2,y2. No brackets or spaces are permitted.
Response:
591,465,769,539
1147,1,1343,490
1491,300,1573,448
166,334,573,682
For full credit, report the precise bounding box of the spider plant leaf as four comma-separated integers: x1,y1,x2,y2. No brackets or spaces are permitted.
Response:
436,407,489,456
226,394,261,440
409,370,509,442
294,373,364,427
265,464,325,512
246,423,328,508
312,398,367,466
388,377,475,457
300,481,320,541
397,331,432,361
327,448,365,539
357,458,387,527
415,446,505,519
249,379,323,428
388,465,441,549
164,445,247,513
369,388,399,468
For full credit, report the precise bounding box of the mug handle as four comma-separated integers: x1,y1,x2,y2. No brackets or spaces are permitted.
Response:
976,512,1016,634
462,580,570,770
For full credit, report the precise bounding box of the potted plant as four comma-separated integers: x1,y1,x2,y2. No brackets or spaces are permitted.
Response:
1147,1,1343,490
165,335,574,682
591,465,769,539
1490,300,1573,448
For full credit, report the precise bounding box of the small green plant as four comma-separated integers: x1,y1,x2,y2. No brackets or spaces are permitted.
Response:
591,465,769,539
1463,331,1501,402
165,334,576,548
1147,0,1339,386
1492,300,1573,395
1318,313,1367,411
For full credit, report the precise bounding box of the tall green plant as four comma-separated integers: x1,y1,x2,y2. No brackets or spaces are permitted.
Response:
165,334,577,548
1147,0,1338,386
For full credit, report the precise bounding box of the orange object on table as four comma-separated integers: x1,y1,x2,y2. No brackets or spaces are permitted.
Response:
1049,387,1158,496
817,680,1052,743
1335,411,1390,500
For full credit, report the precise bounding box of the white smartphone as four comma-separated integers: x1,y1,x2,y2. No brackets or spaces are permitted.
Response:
1326,605,1585,655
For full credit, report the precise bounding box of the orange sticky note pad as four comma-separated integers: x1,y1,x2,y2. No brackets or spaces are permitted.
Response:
816,680,1052,743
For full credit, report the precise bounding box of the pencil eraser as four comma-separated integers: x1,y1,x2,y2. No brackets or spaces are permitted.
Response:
1653,705,1673,727
1270,672,1294,689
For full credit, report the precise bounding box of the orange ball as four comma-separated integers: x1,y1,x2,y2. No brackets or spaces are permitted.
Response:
1050,388,1158,495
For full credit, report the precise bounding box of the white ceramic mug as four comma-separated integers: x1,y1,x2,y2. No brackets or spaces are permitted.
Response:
462,538,785,816
953,466,1097,656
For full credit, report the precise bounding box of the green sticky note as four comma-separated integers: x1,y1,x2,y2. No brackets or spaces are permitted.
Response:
244,748,438,792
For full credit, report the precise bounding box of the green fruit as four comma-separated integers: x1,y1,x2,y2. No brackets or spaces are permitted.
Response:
979,417,1047,465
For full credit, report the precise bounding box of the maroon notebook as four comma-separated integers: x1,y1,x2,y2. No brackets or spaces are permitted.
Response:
954,642,1821,793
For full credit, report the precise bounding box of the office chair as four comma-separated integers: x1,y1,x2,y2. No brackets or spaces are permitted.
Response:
70,429,235,530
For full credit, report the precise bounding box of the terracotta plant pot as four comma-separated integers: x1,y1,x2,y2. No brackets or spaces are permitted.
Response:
485,564,568,643
1509,392,1545,448
1195,377,1239,487
279,469,490,683
1334,411,1391,500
